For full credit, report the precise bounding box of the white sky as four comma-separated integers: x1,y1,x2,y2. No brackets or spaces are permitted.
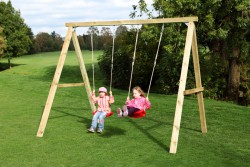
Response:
3,0,155,36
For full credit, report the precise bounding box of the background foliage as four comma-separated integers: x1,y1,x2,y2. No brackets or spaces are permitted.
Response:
99,0,250,105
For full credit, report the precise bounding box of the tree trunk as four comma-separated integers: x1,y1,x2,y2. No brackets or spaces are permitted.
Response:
8,58,11,69
227,48,240,101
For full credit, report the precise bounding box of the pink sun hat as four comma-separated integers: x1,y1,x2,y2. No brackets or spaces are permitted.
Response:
98,87,107,93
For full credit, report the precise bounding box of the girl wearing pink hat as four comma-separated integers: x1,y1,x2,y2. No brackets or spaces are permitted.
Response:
116,86,151,118
88,87,114,133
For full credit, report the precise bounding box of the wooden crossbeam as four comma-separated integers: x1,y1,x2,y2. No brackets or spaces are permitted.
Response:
183,87,204,95
66,17,198,27
57,83,85,88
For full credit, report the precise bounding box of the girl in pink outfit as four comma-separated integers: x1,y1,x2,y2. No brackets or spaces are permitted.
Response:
117,86,150,117
88,87,114,133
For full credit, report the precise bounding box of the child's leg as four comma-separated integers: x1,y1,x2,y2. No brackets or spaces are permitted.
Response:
90,111,102,129
127,106,140,116
97,112,107,130
122,105,128,116
116,108,123,117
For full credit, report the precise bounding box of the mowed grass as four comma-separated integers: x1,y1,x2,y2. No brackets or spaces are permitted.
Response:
0,51,249,167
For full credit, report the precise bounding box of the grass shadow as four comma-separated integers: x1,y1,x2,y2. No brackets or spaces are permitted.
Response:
98,124,126,138
127,115,202,152
38,65,85,83
49,107,86,119
80,116,126,137
50,106,126,137
128,117,170,152
37,63,100,83
0,62,25,71
158,110,202,133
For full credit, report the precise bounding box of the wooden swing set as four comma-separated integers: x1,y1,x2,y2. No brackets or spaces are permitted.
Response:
36,17,207,154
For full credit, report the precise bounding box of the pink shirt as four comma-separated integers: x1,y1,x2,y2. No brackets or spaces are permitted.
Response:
126,97,151,110
91,95,114,112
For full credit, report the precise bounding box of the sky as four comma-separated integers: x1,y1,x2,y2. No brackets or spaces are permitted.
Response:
3,0,154,36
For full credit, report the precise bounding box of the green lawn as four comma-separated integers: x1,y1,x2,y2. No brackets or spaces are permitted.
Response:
0,51,249,167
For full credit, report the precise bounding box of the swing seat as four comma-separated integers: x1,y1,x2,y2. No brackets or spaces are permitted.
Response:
129,109,146,118
92,111,113,117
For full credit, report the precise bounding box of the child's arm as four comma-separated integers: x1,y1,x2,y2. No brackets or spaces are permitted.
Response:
125,96,130,104
91,90,98,103
144,98,151,109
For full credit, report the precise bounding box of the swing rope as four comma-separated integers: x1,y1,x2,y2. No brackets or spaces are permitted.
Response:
127,27,140,98
90,27,95,91
90,27,115,117
146,24,165,98
110,26,115,91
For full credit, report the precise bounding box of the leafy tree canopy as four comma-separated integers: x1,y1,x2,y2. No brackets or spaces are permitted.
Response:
0,26,6,58
0,0,32,59
99,0,250,105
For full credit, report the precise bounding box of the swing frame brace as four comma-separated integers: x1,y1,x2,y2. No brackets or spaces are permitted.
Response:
36,17,207,154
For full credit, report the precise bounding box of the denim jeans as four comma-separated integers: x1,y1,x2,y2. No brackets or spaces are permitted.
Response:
91,111,107,130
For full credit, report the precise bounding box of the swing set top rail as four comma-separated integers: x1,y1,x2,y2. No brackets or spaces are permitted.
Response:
65,17,198,27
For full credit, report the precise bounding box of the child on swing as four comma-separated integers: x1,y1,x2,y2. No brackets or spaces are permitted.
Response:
88,87,114,133
117,86,151,117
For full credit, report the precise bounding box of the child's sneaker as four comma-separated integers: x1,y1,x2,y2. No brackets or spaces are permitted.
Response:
116,108,122,118
122,106,128,117
123,110,128,116
97,129,103,133
87,127,95,133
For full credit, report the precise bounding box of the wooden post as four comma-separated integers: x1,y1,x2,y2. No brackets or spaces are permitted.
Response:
71,31,96,111
169,22,195,153
191,25,207,133
36,27,73,137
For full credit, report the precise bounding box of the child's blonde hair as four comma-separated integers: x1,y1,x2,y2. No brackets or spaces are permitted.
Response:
132,86,145,97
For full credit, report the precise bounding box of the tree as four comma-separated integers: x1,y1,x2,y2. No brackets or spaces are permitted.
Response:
0,26,6,58
82,34,90,50
0,1,32,67
98,26,157,90
99,26,128,88
100,27,113,50
34,32,53,52
131,0,250,105
77,35,85,50
87,26,100,50
26,27,36,54
115,25,128,36
50,31,63,51
69,35,85,51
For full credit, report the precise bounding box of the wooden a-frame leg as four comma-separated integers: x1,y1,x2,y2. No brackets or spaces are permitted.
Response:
71,31,96,111
169,22,195,154
191,25,207,133
36,27,73,137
